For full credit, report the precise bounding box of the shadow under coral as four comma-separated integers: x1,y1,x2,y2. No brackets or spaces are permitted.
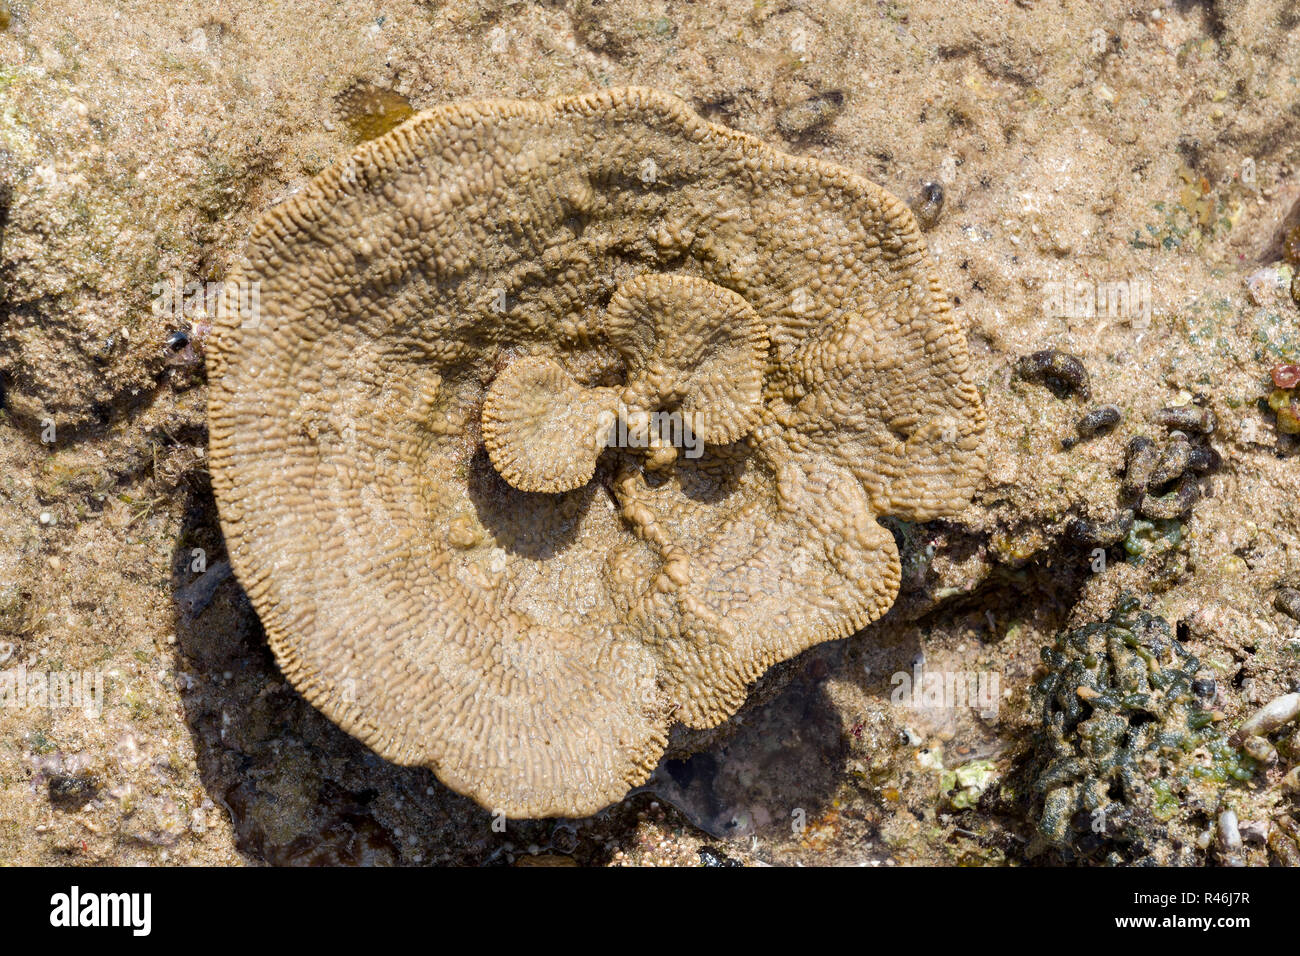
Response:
169,478,880,865
170,481,551,865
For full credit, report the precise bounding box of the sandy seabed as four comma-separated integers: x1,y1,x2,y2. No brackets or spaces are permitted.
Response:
1,0,1299,866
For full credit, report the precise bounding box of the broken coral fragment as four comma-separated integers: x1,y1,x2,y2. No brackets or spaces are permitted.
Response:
208,87,986,817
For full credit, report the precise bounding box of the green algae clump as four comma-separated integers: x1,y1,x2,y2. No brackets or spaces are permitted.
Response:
1023,596,1254,865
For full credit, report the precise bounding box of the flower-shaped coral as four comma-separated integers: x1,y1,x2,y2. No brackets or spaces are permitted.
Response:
482,274,767,491
209,88,986,817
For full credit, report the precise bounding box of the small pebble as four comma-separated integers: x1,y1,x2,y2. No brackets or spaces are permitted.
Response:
1139,474,1199,519
1015,349,1091,401
1239,691,1300,737
1269,818,1300,865
1149,437,1193,487
1155,404,1215,434
908,181,945,231
1274,586,1300,622
1067,508,1133,547
1063,404,1121,448
1217,809,1242,849
1187,444,1221,473
1122,436,1159,494
1240,734,1276,763
165,327,201,367
1217,810,1244,866
1282,766,1300,793
1239,819,1270,844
